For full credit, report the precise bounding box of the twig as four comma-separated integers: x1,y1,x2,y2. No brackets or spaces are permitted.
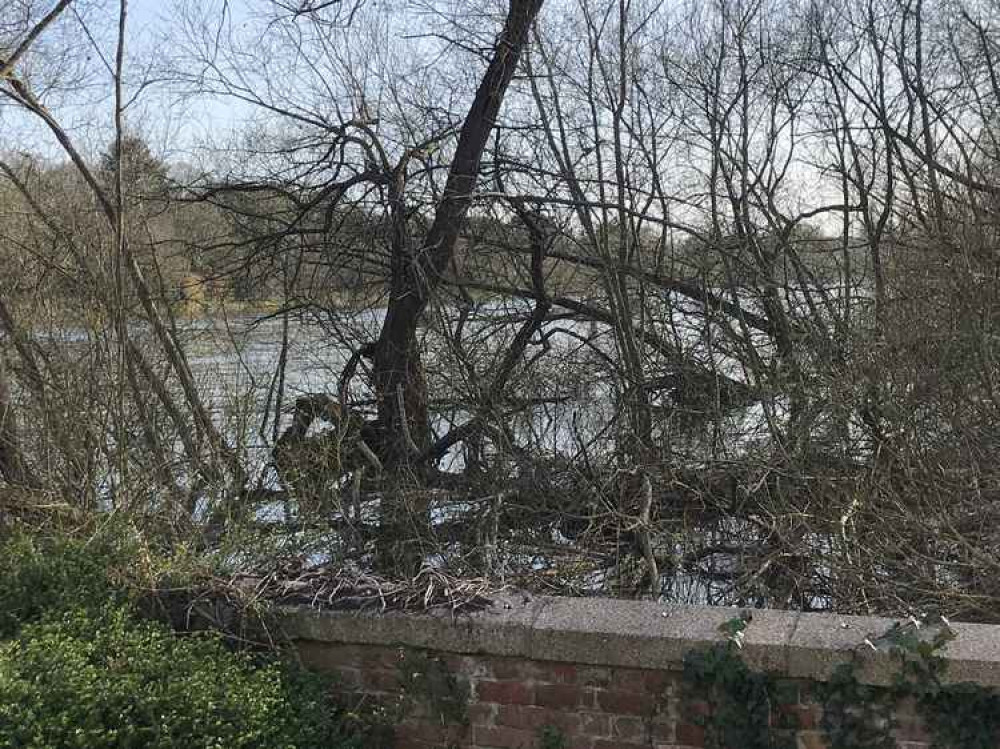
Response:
637,473,658,597
396,384,420,456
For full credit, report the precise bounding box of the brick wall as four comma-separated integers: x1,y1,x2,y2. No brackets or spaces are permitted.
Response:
280,597,996,749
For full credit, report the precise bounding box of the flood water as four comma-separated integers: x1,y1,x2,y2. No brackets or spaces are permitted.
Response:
28,306,798,607
180,309,621,476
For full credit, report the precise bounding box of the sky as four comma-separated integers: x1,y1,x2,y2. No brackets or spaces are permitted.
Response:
6,0,434,169
3,0,844,234
120,0,257,156
2,0,258,165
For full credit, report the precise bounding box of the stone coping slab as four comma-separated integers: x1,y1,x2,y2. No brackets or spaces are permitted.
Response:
276,596,1000,687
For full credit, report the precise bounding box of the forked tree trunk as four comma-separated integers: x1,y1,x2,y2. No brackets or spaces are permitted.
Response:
373,0,546,473
371,0,544,571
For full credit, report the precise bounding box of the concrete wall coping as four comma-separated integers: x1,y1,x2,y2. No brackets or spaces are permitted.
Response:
277,596,1000,687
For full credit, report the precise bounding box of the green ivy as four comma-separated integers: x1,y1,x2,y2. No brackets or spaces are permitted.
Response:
537,724,568,749
918,682,1000,749
816,663,895,749
682,641,795,749
682,615,1000,749
396,649,469,725
888,624,1000,749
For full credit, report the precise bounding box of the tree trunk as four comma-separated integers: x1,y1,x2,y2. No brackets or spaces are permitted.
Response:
373,0,546,473
0,359,38,490
371,0,544,571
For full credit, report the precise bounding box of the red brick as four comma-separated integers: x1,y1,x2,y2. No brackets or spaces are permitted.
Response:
468,701,497,726
400,721,469,742
472,724,536,748
675,722,706,746
497,704,580,734
644,671,673,693
580,712,611,738
363,668,401,692
537,662,578,684
649,717,674,742
578,667,612,688
495,704,545,730
596,689,653,715
579,687,600,710
610,668,653,692
611,715,645,741
487,658,577,684
681,699,710,718
491,658,533,680
536,683,584,710
477,680,533,705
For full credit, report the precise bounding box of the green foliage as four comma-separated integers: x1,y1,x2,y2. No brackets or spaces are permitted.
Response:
396,649,469,725
817,664,895,749
887,623,1000,749
682,642,794,749
716,613,751,648
0,534,384,749
0,604,365,749
918,682,1000,749
0,534,123,638
685,616,1000,749
537,724,567,749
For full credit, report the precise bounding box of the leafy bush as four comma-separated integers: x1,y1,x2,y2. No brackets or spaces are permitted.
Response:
0,534,122,638
0,535,382,748
0,605,368,749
